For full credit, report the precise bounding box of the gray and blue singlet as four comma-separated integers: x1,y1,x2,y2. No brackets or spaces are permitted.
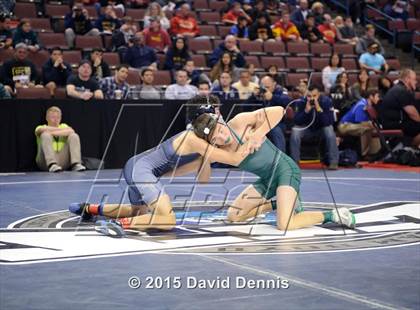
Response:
123,132,200,205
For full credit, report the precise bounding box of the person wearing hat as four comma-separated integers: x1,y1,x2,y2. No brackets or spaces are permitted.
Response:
66,60,104,100
359,42,389,75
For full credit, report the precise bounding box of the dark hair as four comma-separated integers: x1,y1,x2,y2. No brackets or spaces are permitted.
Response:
266,64,278,71
329,53,342,67
378,76,392,93
192,113,219,142
141,68,153,76
18,18,30,28
116,64,129,71
336,72,348,86
364,88,379,99
308,85,319,92
91,48,103,53
238,16,248,23
198,81,210,88
50,47,63,54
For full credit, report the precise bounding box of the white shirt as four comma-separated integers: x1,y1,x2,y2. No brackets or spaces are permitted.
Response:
164,83,198,100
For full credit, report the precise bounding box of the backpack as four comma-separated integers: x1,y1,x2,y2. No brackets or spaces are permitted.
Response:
338,149,359,167
384,147,420,167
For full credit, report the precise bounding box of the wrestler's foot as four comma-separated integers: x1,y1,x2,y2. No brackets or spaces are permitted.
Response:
95,220,125,238
68,202,93,221
332,208,356,229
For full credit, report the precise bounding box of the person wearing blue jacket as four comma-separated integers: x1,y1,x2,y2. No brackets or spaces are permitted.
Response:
12,19,40,52
42,47,72,97
290,85,339,169
123,32,157,69
64,4,100,48
208,35,246,68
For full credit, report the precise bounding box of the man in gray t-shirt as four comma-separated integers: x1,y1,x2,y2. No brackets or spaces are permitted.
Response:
129,68,161,100
164,69,198,100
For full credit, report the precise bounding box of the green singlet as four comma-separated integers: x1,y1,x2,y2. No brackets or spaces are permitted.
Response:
227,124,302,210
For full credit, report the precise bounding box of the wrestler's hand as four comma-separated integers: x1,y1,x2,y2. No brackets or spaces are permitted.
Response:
244,130,265,154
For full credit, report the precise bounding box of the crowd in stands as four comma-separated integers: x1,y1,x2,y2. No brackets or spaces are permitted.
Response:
0,0,419,171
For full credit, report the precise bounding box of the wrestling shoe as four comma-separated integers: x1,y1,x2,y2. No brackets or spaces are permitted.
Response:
332,208,356,229
68,202,94,221
95,220,126,238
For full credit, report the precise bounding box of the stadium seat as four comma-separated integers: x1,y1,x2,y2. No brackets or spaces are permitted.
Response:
75,35,104,50
386,58,401,71
189,38,213,54
218,26,231,38
287,73,308,88
126,9,146,21
14,2,38,18
287,42,311,56
16,87,51,99
199,12,221,25
342,58,359,72
39,33,68,49
45,4,70,18
127,69,141,85
366,105,404,142
194,0,210,11
286,57,312,72
333,44,355,57
208,1,227,12
102,53,120,69
156,54,166,69
244,56,261,69
29,18,53,33
0,49,15,65
388,19,406,32
54,88,67,99
263,41,288,56
309,72,323,91
153,70,172,86
260,56,286,71
407,19,420,32
84,6,98,19
199,25,219,38
27,50,50,69
311,57,329,71
239,40,264,55
191,54,208,68
63,51,82,67
310,43,332,57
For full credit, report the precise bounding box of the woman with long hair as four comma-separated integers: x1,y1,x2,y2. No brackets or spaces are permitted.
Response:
209,52,239,83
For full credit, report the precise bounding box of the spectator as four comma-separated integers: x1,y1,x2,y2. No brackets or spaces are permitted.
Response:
0,0,14,15
322,53,345,93
95,5,122,33
291,0,310,29
35,106,86,173
208,35,246,68
184,60,211,87
165,69,198,99
378,69,419,147
266,64,286,88
0,43,40,95
88,48,111,80
0,83,11,99
164,37,191,71
296,78,308,97
338,89,382,159
290,85,339,170
299,14,324,43
329,71,354,116
378,76,393,98
99,64,130,99
350,69,373,101
335,16,358,45
0,15,12,49
211,72,240,101
222,1,252,25
249,0,270,23
98,0,126,14
123,32,158,69
111,16,138,55
66,60,104,100
197,81,211,96
249,14,275,42
42,47,72,97
65,4,100,49
311,1,325,25
384,0,409,20
272,12,301,42
249,75,291,152
12,19,40,52
209,52,240,83
232,69,258,100
356,25,385,55
265,0,280,15
142,18,171,53
129,68,161,100
130,0,149,9
317,14,337,44
229,16,250,40
169,4,200,37
359,42,389,75
144,2,170,30
246,63,259,84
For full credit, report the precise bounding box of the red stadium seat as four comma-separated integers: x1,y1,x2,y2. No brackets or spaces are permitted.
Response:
287,73,308,88
208,1,227,12
63,51,82,67
127,69,141,85
388,19,406,32
75,35,104,50
199,12,221,25
407,19,420,31
386,58,401,71
286,57,312,72
83,6,98,19
309,72,323,91
45,4,70,18
16,87,51,99
239,40,264,55
263,41,288,56
153,70,172,86
311,57,329,72
244,56,261,69
191,54,208,68
199,25,219,38
14,3,38,18
27,50,50,69
333,44,355,57
194,0,210,10
218,26,231,38
189,38,213,54
126,9,146,21
310,42,332,57
342,58,359,72
287,42,310,56
102,53,120,69
0,49,15,65
39,33,68,49
260,56,286,71
54,88,67,99
29,18,53,33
